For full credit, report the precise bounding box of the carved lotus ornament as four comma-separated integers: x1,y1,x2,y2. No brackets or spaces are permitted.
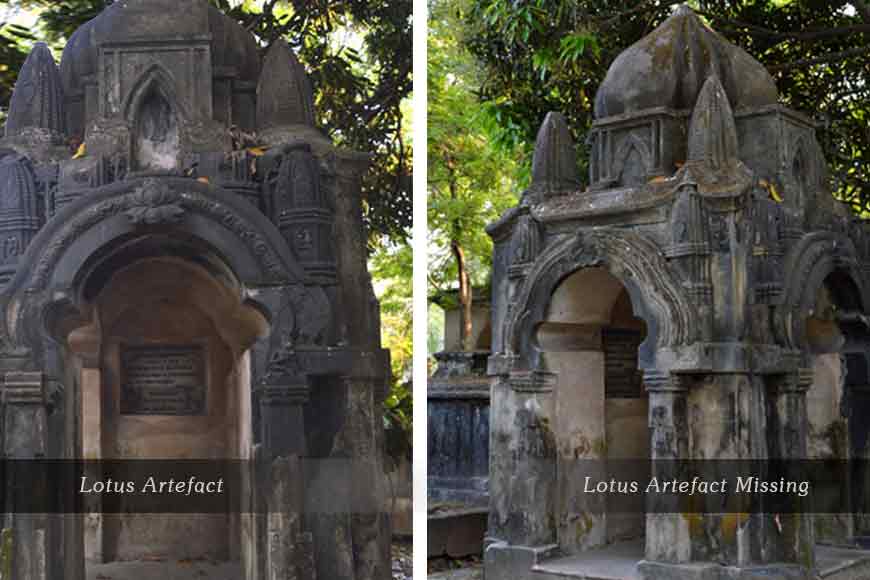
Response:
125,178,186,225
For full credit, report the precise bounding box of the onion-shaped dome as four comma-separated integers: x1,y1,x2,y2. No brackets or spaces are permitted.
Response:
594,4,778,118
5,43,65,138
60,0,261,104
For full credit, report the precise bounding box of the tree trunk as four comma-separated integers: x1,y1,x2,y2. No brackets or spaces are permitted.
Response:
448,162,473,351
450,239,473,351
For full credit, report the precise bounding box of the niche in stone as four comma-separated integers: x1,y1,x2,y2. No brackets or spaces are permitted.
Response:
537,267,649,553
134,84,180,172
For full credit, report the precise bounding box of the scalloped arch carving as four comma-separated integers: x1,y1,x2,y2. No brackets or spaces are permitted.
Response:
505,229,695,369
775,232,868,349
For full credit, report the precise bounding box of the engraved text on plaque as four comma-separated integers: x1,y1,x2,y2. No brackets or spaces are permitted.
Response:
121,345,206,415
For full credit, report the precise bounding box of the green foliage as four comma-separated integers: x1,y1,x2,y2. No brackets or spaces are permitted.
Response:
0,0,412,243
428,0,521,297
0,23,32,124
371,240,412,461
462,0,870,213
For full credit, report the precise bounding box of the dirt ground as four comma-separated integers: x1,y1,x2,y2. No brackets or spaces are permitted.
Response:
85,540,414,580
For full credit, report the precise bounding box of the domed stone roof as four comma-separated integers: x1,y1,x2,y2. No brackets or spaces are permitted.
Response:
594,4,778,118
60,0,260,97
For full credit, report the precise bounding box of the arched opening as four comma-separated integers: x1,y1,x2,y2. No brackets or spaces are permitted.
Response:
133,83,180,172
64,249,268,573
536,267,649,560
804,269,870,547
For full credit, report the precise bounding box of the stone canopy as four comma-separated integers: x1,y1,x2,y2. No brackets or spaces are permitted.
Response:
486,5,870,580
0,1,392,579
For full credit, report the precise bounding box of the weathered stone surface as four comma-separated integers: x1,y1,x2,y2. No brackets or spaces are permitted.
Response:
594,4,778,118
257,40,316,130
4,43,65,139
0,1,391,579
530,112,580,197
483,4,870,580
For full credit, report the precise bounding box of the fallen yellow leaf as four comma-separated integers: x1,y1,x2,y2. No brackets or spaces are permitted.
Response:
247,147,268,157
72,142,87,159
760,179,783,203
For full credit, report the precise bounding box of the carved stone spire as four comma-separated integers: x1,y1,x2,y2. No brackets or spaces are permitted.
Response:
0,155,40,284
687,75,739,171
5,43,66,138
530,112,580,196
257,40,316,130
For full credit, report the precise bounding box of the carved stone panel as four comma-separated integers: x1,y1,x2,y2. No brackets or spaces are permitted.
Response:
120,344,206,415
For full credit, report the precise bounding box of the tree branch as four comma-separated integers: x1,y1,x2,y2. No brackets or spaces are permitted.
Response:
767,45,870,72
696,10,870,43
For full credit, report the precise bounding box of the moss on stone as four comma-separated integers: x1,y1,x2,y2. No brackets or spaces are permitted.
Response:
0,528,12,580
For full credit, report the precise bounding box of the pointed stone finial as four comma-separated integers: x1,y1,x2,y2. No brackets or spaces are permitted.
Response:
687,75,738,171
530,112,580,195
257,40,316,130
5,43,66,138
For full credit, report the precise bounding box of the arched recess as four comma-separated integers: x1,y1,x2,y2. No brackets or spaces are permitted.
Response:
777,232,870,546
775,232,869,351
505,229,695,372
538,268,650,555
0,176,337,571
0,176,329,353
67,253,269,564
788,136,819,212
612,134,652,187
123,65,187,172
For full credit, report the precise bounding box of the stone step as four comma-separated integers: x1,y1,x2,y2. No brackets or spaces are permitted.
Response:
529,544,870,580
817,545,870,580
530,541,642,580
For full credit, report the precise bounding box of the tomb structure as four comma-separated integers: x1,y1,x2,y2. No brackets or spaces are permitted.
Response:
0,1,391,579
485,5,870,580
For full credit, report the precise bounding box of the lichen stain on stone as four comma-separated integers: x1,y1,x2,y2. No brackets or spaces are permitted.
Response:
682,511,703,539
558,431,606,459
0,528,11,580
719,512,745,542
572,512,595,545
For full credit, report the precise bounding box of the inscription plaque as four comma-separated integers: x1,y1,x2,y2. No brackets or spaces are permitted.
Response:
121,345,206,415
603,329,644,398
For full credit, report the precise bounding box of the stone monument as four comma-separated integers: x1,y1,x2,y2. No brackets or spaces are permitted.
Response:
0,1,391,579
485,5,870,580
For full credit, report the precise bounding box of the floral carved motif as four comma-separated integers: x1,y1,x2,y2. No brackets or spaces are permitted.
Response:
125,178,186,225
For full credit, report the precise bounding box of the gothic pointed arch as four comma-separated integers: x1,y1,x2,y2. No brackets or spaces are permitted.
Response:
123,65,185,171
123,63,187,123
612,134,652,187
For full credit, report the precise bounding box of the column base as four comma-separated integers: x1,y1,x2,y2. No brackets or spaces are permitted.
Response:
484,541,558,580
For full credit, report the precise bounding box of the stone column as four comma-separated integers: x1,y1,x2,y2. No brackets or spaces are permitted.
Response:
255,376,315,580
768,369,814,568
687,372,768,566
485,369,558,580
2,371,49,580
642,370,690,565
